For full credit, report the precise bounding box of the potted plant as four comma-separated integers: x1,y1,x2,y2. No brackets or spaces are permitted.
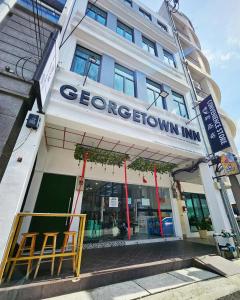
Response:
197,219,212,239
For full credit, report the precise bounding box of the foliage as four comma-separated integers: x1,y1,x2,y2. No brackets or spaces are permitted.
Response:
74,144,129,167
128,157,176,174
197,219,212,231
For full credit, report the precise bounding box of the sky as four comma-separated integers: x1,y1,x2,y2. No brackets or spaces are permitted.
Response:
140,0,240,153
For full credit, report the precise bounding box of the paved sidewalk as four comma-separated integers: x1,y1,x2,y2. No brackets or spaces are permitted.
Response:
43,267,222,300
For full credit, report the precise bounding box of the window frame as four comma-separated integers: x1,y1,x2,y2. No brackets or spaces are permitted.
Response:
71,45,101,82
170,91,189,119
142,36,157,56
114,63,135,97
123,0,132,7
139,7,152,21
184,192,212,232
146,79,166,109
116,20,134,42
86,2,107,26
163,49,176,68
157,20,168,32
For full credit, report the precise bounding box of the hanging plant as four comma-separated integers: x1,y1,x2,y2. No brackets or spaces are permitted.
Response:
74,144,129,167
128,157,176,174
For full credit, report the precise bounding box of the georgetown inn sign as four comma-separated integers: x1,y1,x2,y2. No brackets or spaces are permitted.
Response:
60,85,201,143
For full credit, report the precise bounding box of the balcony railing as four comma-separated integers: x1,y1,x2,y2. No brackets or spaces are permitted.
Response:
186,56,201,68
195,87,209,99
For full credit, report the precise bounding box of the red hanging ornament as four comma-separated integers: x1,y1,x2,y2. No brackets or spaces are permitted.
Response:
143,175,148,183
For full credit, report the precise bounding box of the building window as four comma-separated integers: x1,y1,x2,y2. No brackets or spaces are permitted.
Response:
123,0,132,7
86,2,107,26
184,193,212,232
117,20,134,42
146,79,165,109
114,64,135,97
163,49,176,68
168,91,189,118
157,21,168,32
139,7,151,21
142,36,157,56
71,46,101,82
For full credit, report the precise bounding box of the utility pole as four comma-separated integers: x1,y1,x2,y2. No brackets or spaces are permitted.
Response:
164,0,240,248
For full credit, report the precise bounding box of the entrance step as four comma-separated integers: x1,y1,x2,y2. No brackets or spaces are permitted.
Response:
43,267,219,300
0,241,217,300
193,255,240,277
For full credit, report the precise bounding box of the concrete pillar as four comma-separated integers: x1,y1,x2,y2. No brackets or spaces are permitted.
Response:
135,71,147,101
170,191,183,239
70,179,85,233
0,106,45,263
99,54,115,88
156,43,164,60
199,163,233,245
230,176,240,216
133,28,142,47
106,11,117,32
59,35,76,71
78,0,88,14
0,0,16,23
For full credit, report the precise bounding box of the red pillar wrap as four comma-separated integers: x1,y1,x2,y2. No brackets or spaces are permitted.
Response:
154,165,163,237
124,160,131,240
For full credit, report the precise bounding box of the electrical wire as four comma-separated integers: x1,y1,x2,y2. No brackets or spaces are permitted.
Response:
13,129,33,153
60,0,98,49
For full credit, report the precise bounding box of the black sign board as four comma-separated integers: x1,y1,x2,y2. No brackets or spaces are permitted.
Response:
199,95,230,153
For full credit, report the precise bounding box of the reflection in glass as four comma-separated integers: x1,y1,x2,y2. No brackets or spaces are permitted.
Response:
81,180,175,243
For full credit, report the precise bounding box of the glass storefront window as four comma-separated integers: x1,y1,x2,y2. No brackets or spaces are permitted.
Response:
81,180,175,243
184,192,212,232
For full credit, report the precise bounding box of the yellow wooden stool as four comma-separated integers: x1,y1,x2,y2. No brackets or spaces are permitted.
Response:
57,231,77,275
7,232,38,282
33,232,58,279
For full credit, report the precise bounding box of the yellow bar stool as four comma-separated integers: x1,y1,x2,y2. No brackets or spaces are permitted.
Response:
7,232,38,282
57,231,77,275
33,232,58,279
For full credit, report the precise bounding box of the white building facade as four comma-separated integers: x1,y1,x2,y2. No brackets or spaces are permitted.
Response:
0,0,238,263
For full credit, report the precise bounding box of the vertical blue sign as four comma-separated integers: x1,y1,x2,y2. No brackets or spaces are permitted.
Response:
199,95,230,153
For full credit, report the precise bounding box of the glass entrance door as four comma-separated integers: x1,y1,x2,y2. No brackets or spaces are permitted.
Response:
81,179,175,244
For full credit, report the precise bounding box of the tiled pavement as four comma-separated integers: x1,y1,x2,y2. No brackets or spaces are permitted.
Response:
43,267,219,300
81,240,217,273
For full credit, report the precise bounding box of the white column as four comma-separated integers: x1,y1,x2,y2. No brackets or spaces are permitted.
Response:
0,0,16,23
199,163,233,245
0,109,44,263
171,196,183,239
69,177,85,233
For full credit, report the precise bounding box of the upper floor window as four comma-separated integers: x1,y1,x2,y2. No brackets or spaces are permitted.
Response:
146,79,165,109
163,49,176,68
71,46,101,82
157,21,168,32
86,2,107,26
168,91,189,118
142,36,157,56
114,64,135,97
139,8,151,21
123,0,132,7
117,20,134,42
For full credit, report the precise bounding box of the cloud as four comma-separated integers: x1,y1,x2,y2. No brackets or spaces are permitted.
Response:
227,37,240,48
202,48,240,68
